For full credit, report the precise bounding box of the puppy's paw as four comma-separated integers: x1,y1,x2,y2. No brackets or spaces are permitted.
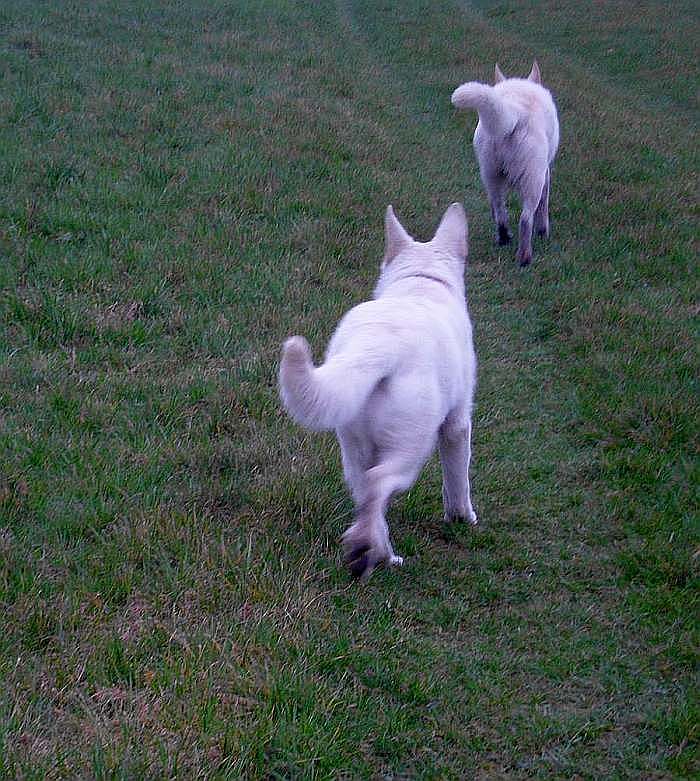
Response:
497,225,512,245
444,510,478,526
517,250,532,267
342,528,377,580
345,542,373,579
341,526,394,581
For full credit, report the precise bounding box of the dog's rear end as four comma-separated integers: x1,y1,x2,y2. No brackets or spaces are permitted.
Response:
452,61,559,266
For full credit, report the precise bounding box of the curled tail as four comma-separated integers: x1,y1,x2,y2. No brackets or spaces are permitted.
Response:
279,336,387,431
451,82,517,136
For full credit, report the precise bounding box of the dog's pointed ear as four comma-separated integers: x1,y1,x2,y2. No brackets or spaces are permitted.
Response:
433,203,468,259
384,205,411,265
494,63,506,83
528,60,541,84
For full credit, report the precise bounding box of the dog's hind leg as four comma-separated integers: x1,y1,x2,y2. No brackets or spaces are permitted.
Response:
342,454,426,579
338,426,374,505
516,168,546,267
439,414,478,525
534,166,550,238
485,172,511,245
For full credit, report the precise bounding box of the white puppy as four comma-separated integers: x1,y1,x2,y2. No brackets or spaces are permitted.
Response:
279,203,478,580
451,61,559,266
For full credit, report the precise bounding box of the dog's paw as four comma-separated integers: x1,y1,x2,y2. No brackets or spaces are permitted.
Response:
342,527,398,581
345,542,373,579
342,527,379,580
444,510,478,526
497,225,512,245
517,251,532,267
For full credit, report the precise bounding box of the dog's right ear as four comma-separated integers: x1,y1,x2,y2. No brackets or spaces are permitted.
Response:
433,202,468,260
494,63,506,83
384,205,412,265
528,60,541,84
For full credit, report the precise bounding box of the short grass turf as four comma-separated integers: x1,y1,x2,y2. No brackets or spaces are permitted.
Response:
0,0,698,778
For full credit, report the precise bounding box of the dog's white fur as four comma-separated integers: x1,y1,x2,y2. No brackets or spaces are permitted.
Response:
279,203,477,580
451,61,559,266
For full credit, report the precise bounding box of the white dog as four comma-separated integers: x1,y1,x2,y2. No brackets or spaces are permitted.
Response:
451,61,559,266
279,203,478,579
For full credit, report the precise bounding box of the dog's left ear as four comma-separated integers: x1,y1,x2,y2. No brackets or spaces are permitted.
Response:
433,203,468,260
494,63,506,84
384,205,412,265
528,60,541,84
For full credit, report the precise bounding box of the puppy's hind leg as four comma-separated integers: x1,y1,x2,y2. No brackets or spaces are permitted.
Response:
338,426,373,505
485,172,511,246
439,414,477,525
534,166,551,239
516,168,546,267
342,455,423,579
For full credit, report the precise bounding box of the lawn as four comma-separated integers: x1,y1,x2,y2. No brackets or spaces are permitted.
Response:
0,0,697,778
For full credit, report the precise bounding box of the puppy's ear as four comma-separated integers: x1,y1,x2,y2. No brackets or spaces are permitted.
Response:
494,63,506,83
528,60,541,84
433,203,467,260
384,205,411,265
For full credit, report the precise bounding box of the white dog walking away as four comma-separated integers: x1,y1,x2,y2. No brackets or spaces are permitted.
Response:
452,61,559,266
279,203,478,580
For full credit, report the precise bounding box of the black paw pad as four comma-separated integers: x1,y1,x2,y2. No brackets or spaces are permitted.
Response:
349,553,369,578
345,543,372,578
497,225,512,245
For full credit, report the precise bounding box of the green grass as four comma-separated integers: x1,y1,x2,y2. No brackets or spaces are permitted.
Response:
1,0,698,777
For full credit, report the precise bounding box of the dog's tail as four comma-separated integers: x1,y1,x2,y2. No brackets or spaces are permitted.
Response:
451,82,517,136
279,336,388,431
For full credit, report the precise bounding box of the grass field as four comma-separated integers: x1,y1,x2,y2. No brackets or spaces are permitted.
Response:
1,0,698,778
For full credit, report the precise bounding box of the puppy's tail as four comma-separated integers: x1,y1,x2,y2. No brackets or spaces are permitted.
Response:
279,336,388,431
451,82,517,136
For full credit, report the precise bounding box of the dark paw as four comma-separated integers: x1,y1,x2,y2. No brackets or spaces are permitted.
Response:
535,227,548,238
497,225,512,245
445,512,478,525
518,253,532,268
345,543,371,578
